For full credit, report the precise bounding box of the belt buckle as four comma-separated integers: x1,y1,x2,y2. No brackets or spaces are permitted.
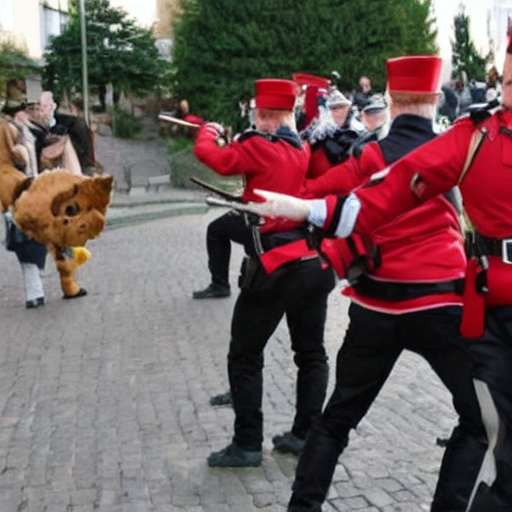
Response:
502,239,512,264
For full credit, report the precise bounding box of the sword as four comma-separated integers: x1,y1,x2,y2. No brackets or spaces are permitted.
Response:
204,197,264,226
158,112,202,129
189,176,245,203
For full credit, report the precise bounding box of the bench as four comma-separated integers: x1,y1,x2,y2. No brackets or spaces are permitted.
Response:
146,174,171,192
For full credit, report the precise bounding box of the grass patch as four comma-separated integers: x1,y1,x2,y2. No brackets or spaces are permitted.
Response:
111,106,142,139
168,137,242,194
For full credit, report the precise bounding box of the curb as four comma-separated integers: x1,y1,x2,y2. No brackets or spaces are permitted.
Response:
106,202,209,229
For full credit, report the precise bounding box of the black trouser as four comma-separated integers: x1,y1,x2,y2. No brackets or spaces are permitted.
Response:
288,303,487,512
228,257,336,451
467,305,512,512
205,211,253,287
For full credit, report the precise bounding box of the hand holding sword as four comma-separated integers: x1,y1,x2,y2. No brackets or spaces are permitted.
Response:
196,185,311,223
158,112,230,146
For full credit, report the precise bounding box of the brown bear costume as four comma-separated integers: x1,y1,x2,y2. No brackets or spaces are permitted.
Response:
0,117,113,299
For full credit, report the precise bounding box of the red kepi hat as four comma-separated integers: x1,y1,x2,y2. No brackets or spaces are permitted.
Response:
387,55,442,94
292,73,330,127
292,73,330,90
255,79,298,110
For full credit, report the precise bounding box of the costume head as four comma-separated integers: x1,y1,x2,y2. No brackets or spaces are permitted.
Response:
13,170,113,248
292,73,329,127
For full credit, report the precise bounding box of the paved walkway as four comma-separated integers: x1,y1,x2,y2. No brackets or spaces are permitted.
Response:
0,128,458,512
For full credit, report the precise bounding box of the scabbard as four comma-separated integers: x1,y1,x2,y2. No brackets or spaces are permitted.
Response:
460,257,486,339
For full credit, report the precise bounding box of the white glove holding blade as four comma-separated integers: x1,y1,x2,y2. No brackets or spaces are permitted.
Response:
242,189,311,221
205,122,225,135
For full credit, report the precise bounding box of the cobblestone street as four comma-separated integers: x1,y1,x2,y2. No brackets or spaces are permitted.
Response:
0,128,458,511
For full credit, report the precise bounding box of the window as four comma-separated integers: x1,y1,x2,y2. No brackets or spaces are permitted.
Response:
40,4,68,49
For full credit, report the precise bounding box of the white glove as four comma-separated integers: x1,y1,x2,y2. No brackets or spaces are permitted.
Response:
242,189,311,221
205,122,225,136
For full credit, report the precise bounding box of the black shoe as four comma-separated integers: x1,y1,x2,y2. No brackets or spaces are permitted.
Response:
63,288,87,299
207,442,262,467
209,391,232,406
26,297,45,309
272,431,306,456
193,283,230,299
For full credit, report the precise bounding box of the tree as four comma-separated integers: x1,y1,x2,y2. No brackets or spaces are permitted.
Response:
43,0,167,109
451,5,487,82
0,37,39,99
171,0,438,128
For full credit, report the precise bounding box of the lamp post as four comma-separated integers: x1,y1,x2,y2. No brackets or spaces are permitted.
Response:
79,0,90,126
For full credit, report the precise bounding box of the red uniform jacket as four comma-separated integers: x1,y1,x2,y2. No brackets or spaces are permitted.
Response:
307,146,332,179
354,110,512,240
312,115,467,313
194,125,310,233
345,109,512,320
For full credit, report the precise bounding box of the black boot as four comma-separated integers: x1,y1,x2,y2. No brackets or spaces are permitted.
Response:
193,283,231,299
272,431,305,456
209,390,232,406
207,441,262,467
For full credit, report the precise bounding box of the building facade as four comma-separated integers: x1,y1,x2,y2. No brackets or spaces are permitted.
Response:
0,0,69,61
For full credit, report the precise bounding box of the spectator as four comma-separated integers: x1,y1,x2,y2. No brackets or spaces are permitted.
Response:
1,101,47,309
454,71,473,117
175,99,204,138
34,91,82,175
352,75,373,112
438,82,459,123
485,65,502,102
54,96,97,176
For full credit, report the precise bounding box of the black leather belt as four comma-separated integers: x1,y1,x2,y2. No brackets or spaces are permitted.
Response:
353,275,465,302
259,229,306,252
475,233,512,264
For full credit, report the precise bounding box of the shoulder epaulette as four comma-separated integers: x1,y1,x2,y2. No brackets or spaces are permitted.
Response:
237,129,303,149
467,99,501,125
237,130,276,143
350,132,379,158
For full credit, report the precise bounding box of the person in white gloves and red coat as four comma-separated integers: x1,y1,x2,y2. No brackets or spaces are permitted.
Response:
240,54,501,512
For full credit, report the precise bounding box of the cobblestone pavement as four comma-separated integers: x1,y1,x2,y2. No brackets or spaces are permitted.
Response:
0,130,459,511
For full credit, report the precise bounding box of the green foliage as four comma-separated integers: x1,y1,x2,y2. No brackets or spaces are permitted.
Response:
171,0,438,128
168,140,242,192
451,7,487,81
0,38,40,98
43,0,169,103
167,136,194,154
111,106,142,138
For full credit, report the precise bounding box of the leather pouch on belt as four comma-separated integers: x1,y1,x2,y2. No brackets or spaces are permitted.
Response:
460,257,512,338
320,234,378,282
460,258,486,339
485,256,512,307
